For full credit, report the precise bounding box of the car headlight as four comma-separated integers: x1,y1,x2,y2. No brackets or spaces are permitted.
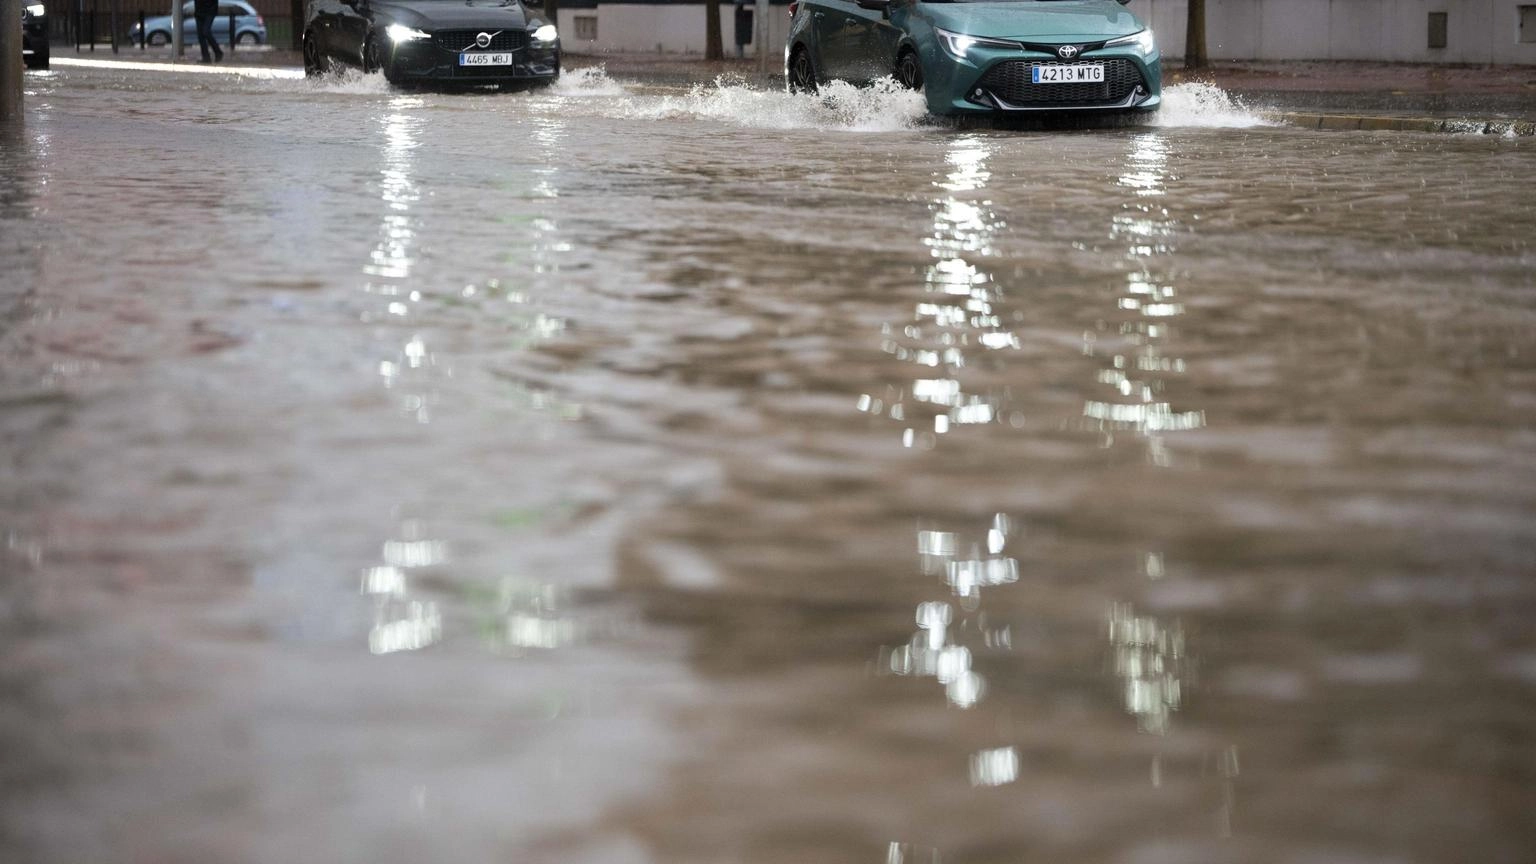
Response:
26,3,46,15
1105,29,1155,56
386,23,430,43
530,24,557,46
935,27,1017,59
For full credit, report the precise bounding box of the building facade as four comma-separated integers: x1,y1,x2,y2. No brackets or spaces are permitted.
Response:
1140,0,1536,64
553,0,1536,65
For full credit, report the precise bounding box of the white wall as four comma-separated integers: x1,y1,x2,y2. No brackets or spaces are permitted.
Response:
1141,0,1536,64
556,1,1536,64
557,4,792,59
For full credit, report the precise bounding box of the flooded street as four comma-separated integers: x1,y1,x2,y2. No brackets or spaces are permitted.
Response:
2,64,1535,864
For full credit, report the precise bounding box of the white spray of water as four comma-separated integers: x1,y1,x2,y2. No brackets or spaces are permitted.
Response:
307,67,397,96
554,65,632,98
615,74,930,133
1153,83,1273,128
294,64,1267,133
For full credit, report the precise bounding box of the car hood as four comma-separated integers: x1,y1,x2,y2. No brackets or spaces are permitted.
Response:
922,0,1142,42
372,0,531,30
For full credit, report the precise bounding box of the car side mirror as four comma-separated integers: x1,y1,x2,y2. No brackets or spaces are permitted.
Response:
1116,0,1131,5
855,0,890,11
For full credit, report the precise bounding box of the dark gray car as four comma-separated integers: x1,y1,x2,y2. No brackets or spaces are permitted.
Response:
303,0,559,88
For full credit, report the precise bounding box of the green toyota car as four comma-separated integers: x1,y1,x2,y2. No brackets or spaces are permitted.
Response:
785,0,1160,118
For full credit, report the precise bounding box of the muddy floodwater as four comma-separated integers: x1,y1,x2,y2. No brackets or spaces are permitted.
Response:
2,64,1535,864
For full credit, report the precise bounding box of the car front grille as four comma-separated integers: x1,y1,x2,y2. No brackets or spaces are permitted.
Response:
977,59,1145,106
434,29,527,53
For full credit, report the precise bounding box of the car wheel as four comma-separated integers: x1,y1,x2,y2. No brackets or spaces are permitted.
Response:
24,47,49,70
302,29,330,77
363,33,397,83
237,31,259,45
787,46,817,94
896,49,923,91
148,30,170,46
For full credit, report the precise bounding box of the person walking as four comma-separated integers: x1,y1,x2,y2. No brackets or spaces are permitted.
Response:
194,0,224,63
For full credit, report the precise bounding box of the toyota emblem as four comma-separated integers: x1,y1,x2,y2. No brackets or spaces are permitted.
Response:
1057,44,1080,60
475,32,492,48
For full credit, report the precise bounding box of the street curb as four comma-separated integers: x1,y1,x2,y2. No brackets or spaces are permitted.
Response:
1274,112,1536,136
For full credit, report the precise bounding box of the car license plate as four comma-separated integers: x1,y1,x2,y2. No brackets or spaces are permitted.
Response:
460,52,513,66
1032,64,1105,84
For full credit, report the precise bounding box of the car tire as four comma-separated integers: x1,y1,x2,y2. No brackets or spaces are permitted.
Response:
787,46,817,94
302,29,330,77
148,30,170,46
24,47,49,70
896,49,923,91
237,31,259,45
363,33,398,84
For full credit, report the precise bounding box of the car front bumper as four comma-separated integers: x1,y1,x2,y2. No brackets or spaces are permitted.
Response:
385,38,559,84
924,44,1161,116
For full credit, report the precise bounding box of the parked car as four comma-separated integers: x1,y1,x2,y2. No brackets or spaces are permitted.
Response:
302,0,559,88
786,0,1160,118
130,0,268,46
23,2,49,69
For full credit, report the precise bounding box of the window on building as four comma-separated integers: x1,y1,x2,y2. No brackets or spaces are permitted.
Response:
1521,6,1536,43
575,15,597,41
1428,12,1448,49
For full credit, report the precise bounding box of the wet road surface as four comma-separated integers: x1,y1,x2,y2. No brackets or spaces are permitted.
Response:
2,65,1535,864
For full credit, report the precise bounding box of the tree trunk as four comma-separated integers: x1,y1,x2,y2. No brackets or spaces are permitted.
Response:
1185,0,1208,69
705,0,722,61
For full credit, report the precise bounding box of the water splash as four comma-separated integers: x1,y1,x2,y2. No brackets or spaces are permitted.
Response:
306,67,397,95
618,75,930,133
1153,83,1273,129
555,65,632,98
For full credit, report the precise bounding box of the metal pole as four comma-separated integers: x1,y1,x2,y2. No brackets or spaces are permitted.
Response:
0,0,22,121
227,9,233,52
138,9,144,49
171,0,182,58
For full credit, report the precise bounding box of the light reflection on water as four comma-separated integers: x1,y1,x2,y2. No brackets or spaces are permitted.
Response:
352,92,582,659
1085,133,1205,455
859,134,1022,449
8,65,1536,864
871,130,1247,857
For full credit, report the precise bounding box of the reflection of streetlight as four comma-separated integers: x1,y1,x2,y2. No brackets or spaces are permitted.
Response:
354,98,578,659
1108,600,1184,734
364,98,423,283
1084,133,1204,464
859,135,1022,449
362,521,444,655
880,513,1019,712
